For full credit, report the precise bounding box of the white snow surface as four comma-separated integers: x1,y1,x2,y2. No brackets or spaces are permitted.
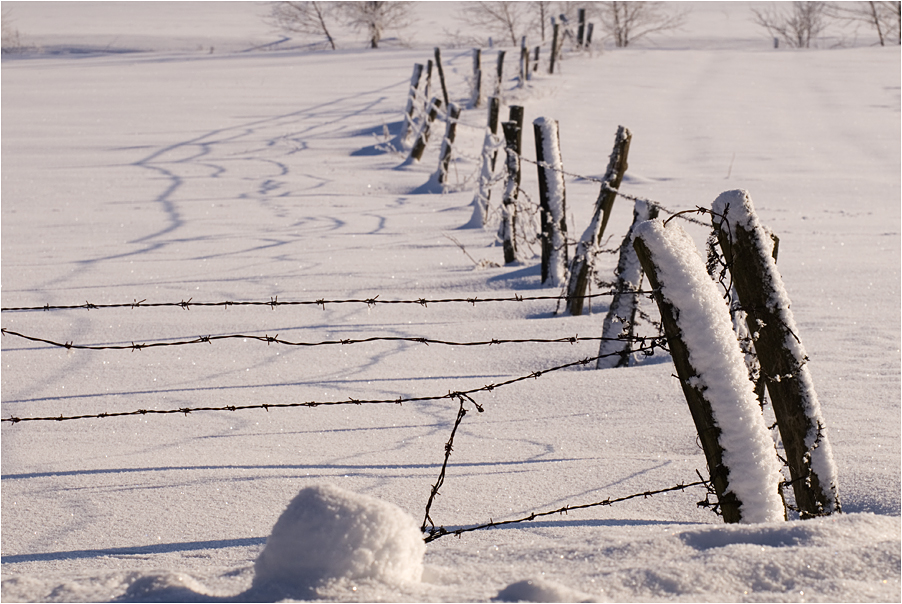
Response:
2,2,900,602
633,219,786,523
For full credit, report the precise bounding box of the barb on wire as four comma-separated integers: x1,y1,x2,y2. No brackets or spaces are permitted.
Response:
0,339,669,424
423,478,709,542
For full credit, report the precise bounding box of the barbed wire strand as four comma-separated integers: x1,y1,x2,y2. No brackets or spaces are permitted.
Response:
0,290,656,314
423,478,708,542
0,327,658,353
1,339,668,424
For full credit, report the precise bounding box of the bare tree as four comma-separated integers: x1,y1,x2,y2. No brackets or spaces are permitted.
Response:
751,2,831,48
2,8,23,53
831,1,901,46
269,1,340,50
595,1,688,48
458,2,535,47
341,1,413,49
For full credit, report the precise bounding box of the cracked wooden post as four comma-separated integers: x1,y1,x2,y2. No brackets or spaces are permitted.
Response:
597,200,659,368
633,219,786,525
499,120,522,264
712,189,841,518
533,117,569,286
565,126,631,315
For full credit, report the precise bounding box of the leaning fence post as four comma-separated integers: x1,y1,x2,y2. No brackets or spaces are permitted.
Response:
471,48,482,108
400,63,425,147
408,97,442,163
586,23,594,46
499,120,522,264
712,189,841,518
633,218,786,524
565,126,631,316
437,103,461,187
533,117,569,287
549,23,560,74
434,47,450,109
597,200,659,368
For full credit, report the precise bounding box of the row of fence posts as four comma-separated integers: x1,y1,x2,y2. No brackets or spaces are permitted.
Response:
393,42,840,525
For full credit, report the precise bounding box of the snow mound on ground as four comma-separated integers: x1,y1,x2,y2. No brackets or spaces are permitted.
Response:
253,484,425,592
496,577,599,602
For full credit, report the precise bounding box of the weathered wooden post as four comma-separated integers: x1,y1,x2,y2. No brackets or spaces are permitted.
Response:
495,49,506,97
471,48,482,108
533,46,540,73
586,23,595,46
400,63,425,147
597,200,659,368
469,96,502,227
434,47,450,109
424,59,433,107
577,8,586,47
408,97,442,163
533,117,569,286
499,120,522,264
712,189,841,518
437,103,461,187
549,23,560,74
519,36,529,86
565,126,631,316
633,218,786,524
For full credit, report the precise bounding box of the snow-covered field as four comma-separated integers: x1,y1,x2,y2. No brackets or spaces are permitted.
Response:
2,2,900,602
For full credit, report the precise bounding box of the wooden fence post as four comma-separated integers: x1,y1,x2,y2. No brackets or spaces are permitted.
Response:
549,23,560,74
495,49,506,97
533,117,569,287
597,200,659,368
577,8,586,47
565,126,631,316
401,63,424,147
469,96,502,227
471,49,482,108
499,120,522,264
408,97,442,163
712,189,841,518
586,23,594,46
437,103,461,186
533,46,540,73
633,219,786,524
434,47,450,109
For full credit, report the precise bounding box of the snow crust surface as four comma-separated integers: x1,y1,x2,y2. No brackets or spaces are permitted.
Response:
1,2,899,602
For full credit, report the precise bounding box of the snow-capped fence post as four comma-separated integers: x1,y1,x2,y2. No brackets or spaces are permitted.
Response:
400,63,425,148
434,47,450,109
565,125,631,316
408,97,442,163
533,117,569,286
437,103,461,187
597,200,660,368
499,119,522,264
549,23,560,74
712,189,841,518
468,96,502,227
470,49,482,108
633,219,787,525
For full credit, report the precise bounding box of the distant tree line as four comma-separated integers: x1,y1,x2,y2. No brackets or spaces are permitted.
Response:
268,1,901,50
